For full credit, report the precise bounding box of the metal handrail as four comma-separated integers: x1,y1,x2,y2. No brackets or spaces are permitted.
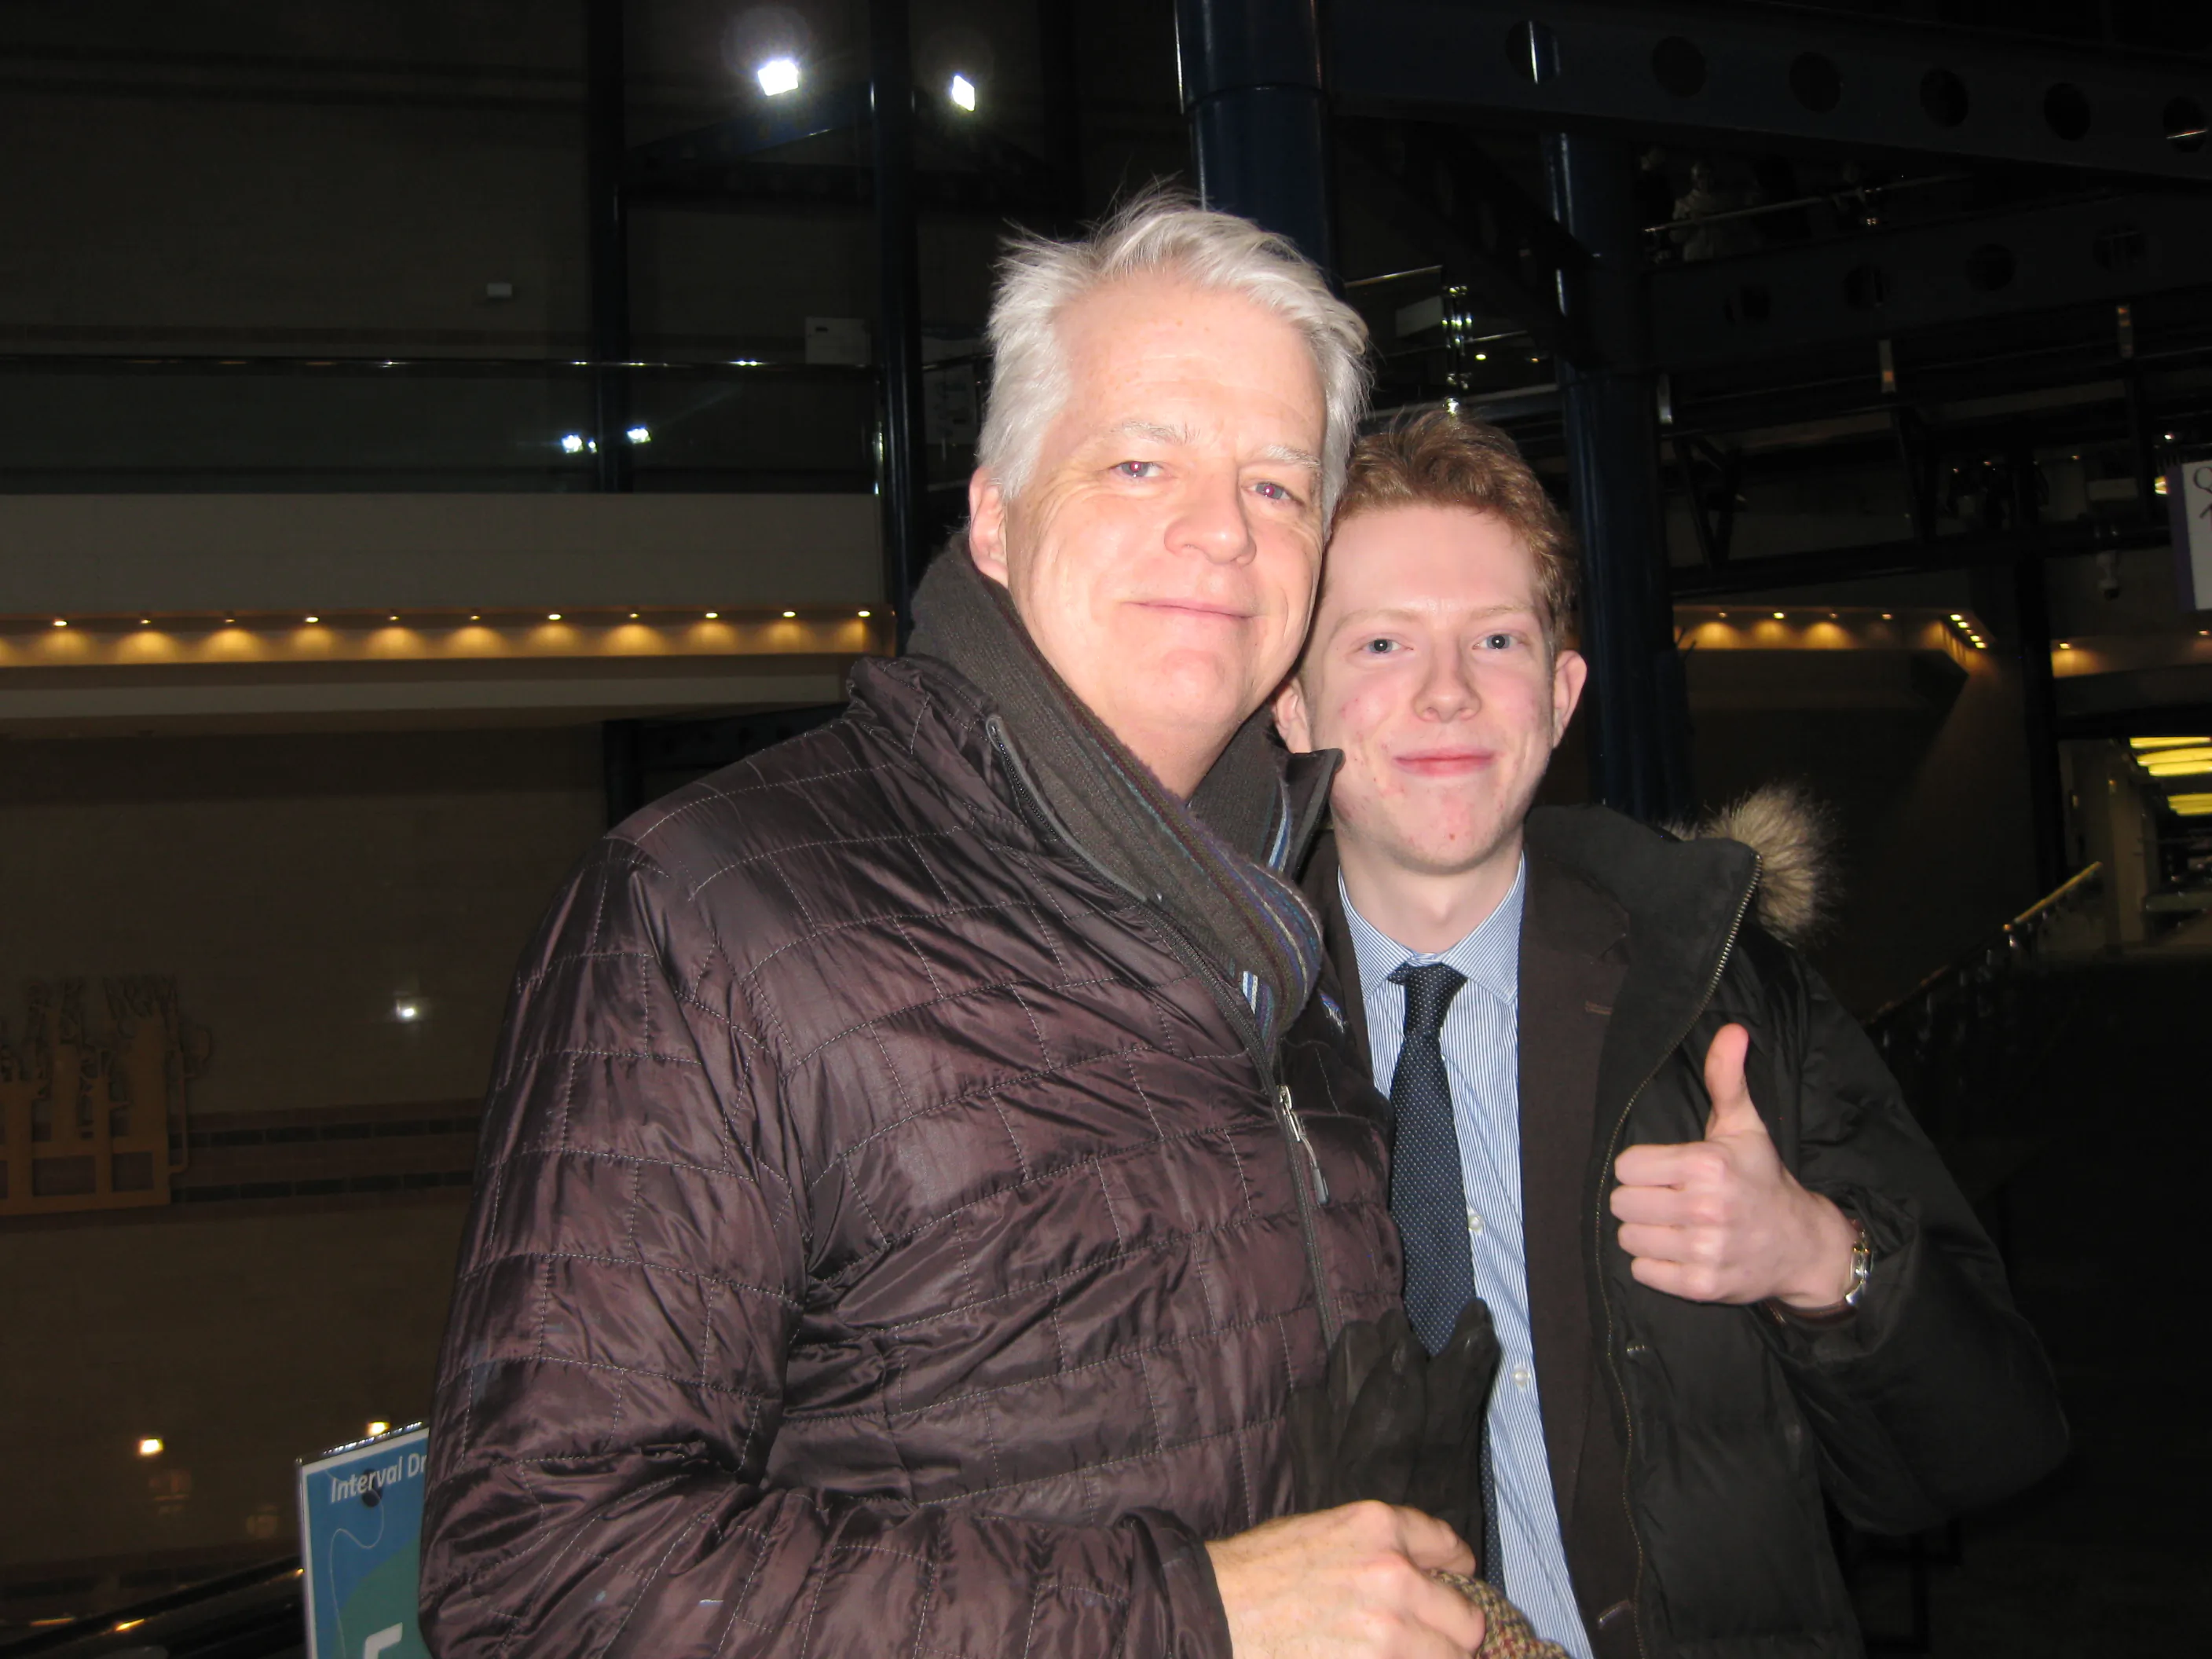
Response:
1867,862,2105,1027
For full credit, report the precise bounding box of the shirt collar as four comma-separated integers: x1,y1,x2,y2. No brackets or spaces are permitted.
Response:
1340,855,1527,1007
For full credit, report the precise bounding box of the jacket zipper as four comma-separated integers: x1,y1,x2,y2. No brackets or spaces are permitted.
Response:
1591,859,1760,1659
985,715,1342,1350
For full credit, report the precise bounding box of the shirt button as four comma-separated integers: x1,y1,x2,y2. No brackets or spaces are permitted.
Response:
1512,1362,1532,1392
1466,1209,1485,1236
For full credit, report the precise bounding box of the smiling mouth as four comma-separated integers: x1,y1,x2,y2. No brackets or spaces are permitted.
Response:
1394,750,1497,775
1134,599,1252,621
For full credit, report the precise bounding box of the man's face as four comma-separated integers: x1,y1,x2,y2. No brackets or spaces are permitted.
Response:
1274,504,1586,880
968,275,1328,790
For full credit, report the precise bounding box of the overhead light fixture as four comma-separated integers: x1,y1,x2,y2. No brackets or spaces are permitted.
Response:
366,1421,391,1437
305,615,319,624
2167,792,2212,816
1772,611,1785,621
629,612,639,620
2129,735,2211,750
394,999,421,1022
1881,611,1893,620
52,618,67,628
2146,758,2212,778
756,56,800,97
2058,641,2072,650
948,73,976,112
782,610,797,618
141,618,152,626
626,425,650,445
559,434,585,454
858,609,871,617
547,612,562,621
137,1437,163,1458
704,610,719,619
2139,743,2212,767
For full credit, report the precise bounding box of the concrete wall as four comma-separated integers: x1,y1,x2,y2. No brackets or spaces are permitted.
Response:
0,727,603,1115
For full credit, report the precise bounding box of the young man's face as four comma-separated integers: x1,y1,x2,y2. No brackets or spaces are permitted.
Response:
1274,503,1586,881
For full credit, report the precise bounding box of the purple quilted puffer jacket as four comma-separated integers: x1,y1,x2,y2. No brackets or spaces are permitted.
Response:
420,652,1399,1658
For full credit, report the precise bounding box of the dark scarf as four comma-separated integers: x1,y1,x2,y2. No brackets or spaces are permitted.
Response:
908,544,1324,1049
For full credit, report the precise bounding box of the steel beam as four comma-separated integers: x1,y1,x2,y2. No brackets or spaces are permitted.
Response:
1668,517,2171,596
1328,1,2212,181
584,0,632,492
1175,0,1335,272
1650,191,2212,372
872,0,927,642
1547,131,1694,822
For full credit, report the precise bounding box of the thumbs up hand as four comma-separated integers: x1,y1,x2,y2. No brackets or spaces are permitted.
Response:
1609,1024,1862,1309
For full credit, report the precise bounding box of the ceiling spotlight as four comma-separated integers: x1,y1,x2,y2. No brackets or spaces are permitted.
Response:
948,73,976,112
547,612,562,621
394,999,421,1022
366,1421,391,1437
141,618,152,626
137,1437,163,1458
1881,611,1894,620
858,609,871,617
1773,611,1785,621
756,56,800,97
626,425,651,445
559,434,585,455
1474,351,1488,361
2058,642,2073,650
305,615,319,624
704,610,719,620
470,614,480,621
629,612,639,620
52,618,67,628
389,614,399,623
782,610,797,618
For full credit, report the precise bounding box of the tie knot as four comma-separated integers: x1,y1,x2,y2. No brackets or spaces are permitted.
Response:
1390,961,1467,1039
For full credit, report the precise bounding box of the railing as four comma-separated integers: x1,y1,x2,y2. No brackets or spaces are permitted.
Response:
1866,863,2104,1150
0,354,884,493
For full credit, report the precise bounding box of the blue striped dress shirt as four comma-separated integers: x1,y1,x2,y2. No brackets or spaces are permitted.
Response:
1341,859,1595,1659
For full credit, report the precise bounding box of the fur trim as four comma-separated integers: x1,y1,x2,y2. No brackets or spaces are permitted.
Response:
1670,782,1836,948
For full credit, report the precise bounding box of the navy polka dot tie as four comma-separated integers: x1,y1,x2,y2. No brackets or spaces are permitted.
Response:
1387,961,1502,1585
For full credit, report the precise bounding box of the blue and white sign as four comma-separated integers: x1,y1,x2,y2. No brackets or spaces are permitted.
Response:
297,1425,430,1659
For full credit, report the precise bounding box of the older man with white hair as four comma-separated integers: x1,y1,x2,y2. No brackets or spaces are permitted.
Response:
420,192,1491,1658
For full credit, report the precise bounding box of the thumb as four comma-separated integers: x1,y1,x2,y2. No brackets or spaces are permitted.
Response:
1701,1023,1765,1141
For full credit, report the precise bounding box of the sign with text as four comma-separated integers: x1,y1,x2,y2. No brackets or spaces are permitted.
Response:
2171,460,2212,613
297,1425,429,1659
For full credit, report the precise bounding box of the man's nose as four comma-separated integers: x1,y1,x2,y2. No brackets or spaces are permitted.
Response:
1167,467,1256,565
1415,648,1480,718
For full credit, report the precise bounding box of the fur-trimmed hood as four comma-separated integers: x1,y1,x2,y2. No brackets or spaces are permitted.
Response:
1669,782,1836,949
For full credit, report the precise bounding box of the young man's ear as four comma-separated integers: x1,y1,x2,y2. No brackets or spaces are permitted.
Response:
967,470,1010,584
1551,646,1589,749
1273,675,1315,753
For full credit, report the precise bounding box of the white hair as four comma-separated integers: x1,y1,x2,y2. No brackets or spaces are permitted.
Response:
975,185,1372,519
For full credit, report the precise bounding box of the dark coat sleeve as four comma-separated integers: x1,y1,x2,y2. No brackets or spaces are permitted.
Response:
418,837,1232,1659
1748,936,2070,1535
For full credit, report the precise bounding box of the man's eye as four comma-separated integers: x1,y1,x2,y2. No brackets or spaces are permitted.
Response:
1113,460,1160,478
1252,479,1296,503
1361,638,1399,655
1480,632,1518,650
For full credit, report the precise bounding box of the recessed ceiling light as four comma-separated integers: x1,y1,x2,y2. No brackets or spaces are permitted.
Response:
305,615,319,624
858,609,871,617
704,610,719,620
756,57,800,96
547,612,562,621
52,618,67,628
1773,611,1785,621
137,1437,163,1458
948,73,976,112
782,610,797,619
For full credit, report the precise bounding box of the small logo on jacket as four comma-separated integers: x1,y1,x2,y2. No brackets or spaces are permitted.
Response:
1318,991,1346,1032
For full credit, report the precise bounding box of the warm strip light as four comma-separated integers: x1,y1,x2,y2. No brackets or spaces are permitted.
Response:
2166,793,2212,815
2129,735,2210,750
2144,758,2212,778
2137,744,2212,766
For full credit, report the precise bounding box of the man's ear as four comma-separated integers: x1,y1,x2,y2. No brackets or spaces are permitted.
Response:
1273,674,1315,753
968,470,1011,584
1550,646,1589,749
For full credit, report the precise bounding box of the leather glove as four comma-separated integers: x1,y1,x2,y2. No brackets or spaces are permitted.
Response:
1286,1300,1500,1559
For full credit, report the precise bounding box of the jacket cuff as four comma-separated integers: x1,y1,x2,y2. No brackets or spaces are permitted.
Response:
1130,1508,1235,1659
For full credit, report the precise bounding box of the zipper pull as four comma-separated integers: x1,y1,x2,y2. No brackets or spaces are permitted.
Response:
1278,1085,1330,1206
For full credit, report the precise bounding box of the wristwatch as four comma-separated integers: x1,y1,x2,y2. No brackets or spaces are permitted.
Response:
1774,1215,1870,1325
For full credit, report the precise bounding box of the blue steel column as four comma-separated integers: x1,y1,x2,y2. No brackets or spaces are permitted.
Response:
1173,0,1333,273
1544,132,1693,822
871,0,926,643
